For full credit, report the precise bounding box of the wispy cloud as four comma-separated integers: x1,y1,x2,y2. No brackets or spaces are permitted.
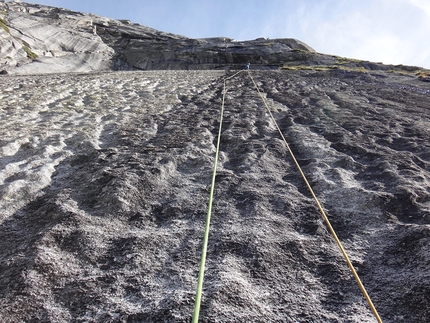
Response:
297,0,430,68
256,0,430,68
408,0,430,16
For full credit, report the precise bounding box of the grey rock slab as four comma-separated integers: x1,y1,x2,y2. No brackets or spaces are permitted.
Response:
0,2,317,74
0,69,429,322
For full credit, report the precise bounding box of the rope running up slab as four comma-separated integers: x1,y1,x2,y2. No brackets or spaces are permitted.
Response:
193,68,382,323
192,70,243,323
247,69,383,323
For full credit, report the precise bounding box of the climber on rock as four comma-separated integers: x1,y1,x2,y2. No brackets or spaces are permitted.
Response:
245,63,250,70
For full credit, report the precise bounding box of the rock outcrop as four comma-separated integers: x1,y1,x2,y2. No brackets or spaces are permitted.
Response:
0,1,115,74
0,1,317,74
2,1,430,78
1,2,430,323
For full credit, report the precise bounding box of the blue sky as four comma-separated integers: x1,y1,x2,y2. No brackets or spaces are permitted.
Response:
30,0,430,68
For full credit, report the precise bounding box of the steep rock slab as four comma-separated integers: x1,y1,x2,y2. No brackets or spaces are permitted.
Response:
0,70,429,322
0,2,316,74
2,1,429,78
0,2,114,74
97,28,316,70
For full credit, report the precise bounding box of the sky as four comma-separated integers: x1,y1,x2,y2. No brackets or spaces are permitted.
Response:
26,0,430,69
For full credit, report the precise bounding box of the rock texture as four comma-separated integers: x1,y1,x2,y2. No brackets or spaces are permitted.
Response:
0,1,316,74
1,68,430,323
1,2,430,323
0,1,115,74
2,1,430,77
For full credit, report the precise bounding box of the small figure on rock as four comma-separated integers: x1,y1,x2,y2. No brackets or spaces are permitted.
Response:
245,63,250,70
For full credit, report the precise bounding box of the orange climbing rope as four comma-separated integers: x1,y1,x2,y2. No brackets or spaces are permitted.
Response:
247,69,383,323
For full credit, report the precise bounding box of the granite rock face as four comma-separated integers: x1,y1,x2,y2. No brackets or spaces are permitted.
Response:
0,1,316,74
2,1,429,77
1,2,430,323
0,1,115,74
1,69,430,323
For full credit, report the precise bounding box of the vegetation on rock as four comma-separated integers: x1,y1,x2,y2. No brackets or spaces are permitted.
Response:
0,17,9,33
23,45,38,60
